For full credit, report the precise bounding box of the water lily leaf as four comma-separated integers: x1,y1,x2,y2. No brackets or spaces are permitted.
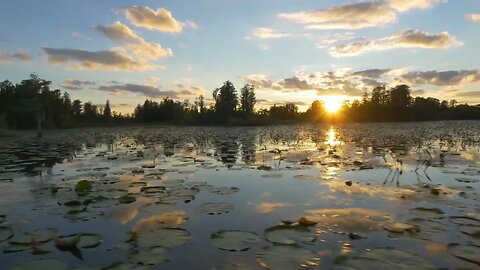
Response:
4,243,33,253
118,194,136,204
129,247,168,265
0,214,5,224
384,223,420,234
210,230,262,251
455,178,479,183
30,228,58,242
256,245,321,270
448,244,480,264
75,180,93,194
208,187,239,195
0,226,13,242
55,234,81,250
265,225,315,245
197,202,233,215
78,233,103,248
409,207,445,219
9,233,33,245
134,228,191,248
8,259,68,270
450,216,480,227
332,247,435,269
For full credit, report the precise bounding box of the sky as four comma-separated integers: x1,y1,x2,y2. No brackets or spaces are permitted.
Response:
1,0,479,114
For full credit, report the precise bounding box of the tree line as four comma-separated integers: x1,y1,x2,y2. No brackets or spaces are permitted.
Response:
2,74,480,131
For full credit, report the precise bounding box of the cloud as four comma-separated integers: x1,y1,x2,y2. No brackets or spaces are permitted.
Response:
0,50,32,63
241,74,276,89
243,68,480,99
278,76,315,90
42,47,160,71
60,80,96,90
401,70,480,86
252,28,291,39
95,21,143,43
466,13,480,22
455,91,480,97
278,0,445,29
387,0,445,12
330,29,461,57
124,6,195,33
97,83,198,98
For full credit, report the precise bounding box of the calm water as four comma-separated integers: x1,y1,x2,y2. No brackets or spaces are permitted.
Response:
0,122,479,269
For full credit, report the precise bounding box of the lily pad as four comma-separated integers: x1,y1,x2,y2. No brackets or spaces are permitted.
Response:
208,187,239,195
134,228,191,248
332,247,435,269
210,230,262,251
118,194,136,204
409,207,445,219
257,245,321,270
78,233,103,248
197,202,233,215
265,225,315,245
448,244,480,264
30,228,58,242
0,226,13,242
129,247,168,265
8,259,68,270
75,180,93,196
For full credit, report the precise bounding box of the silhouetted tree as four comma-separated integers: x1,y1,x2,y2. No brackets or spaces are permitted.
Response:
213,81,238,122
104,100,112,120
239,84,256,115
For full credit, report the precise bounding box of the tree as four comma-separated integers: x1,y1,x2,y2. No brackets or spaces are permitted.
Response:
104,100,112,120
72,100,82,119
239,84,256,115
213,81,238,122
389,84,412,108
195,95,206,115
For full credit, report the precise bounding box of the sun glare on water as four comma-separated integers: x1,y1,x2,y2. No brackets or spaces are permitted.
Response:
323,95,346,113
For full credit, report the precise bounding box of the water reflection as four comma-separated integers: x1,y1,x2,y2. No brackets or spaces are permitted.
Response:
325,127,342,147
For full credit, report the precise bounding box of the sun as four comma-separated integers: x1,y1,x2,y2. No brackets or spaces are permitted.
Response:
322,95,346,113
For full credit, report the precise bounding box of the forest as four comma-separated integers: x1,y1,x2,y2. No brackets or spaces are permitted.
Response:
2,74,480,130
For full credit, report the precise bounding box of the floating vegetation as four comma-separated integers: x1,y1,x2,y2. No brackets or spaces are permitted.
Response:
210,230,262,251
332,248,435,269
197,202,234,215
1,123,480,268
256,245,321,270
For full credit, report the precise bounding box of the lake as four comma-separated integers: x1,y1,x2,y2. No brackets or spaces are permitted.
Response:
0,122,479,269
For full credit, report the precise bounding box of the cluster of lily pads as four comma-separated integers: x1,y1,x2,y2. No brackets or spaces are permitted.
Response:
0,122,480,269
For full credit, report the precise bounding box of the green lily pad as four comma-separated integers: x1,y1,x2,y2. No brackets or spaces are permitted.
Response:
134,228,191,248
0,226,13,242
78,233,103,248
332,247,435,269
129,247,168,265
197,202,233,215
210,230,262,251
75,180,93,195
257,245,321,270
30,228,58,242
265,225,315,245
448,244,480,264
208,187,239,195
8,259,68,270
118,194,136,204
409,207,445,219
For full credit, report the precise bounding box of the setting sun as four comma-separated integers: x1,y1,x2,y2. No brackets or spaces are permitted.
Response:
322,95,346,113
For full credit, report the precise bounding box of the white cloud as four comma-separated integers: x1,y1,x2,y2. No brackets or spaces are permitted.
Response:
278,0,446,29
95,21,143,43
252,28,291,39
124,6,195,33
330,29,462,57
0,50,32,63
466,13,480,22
